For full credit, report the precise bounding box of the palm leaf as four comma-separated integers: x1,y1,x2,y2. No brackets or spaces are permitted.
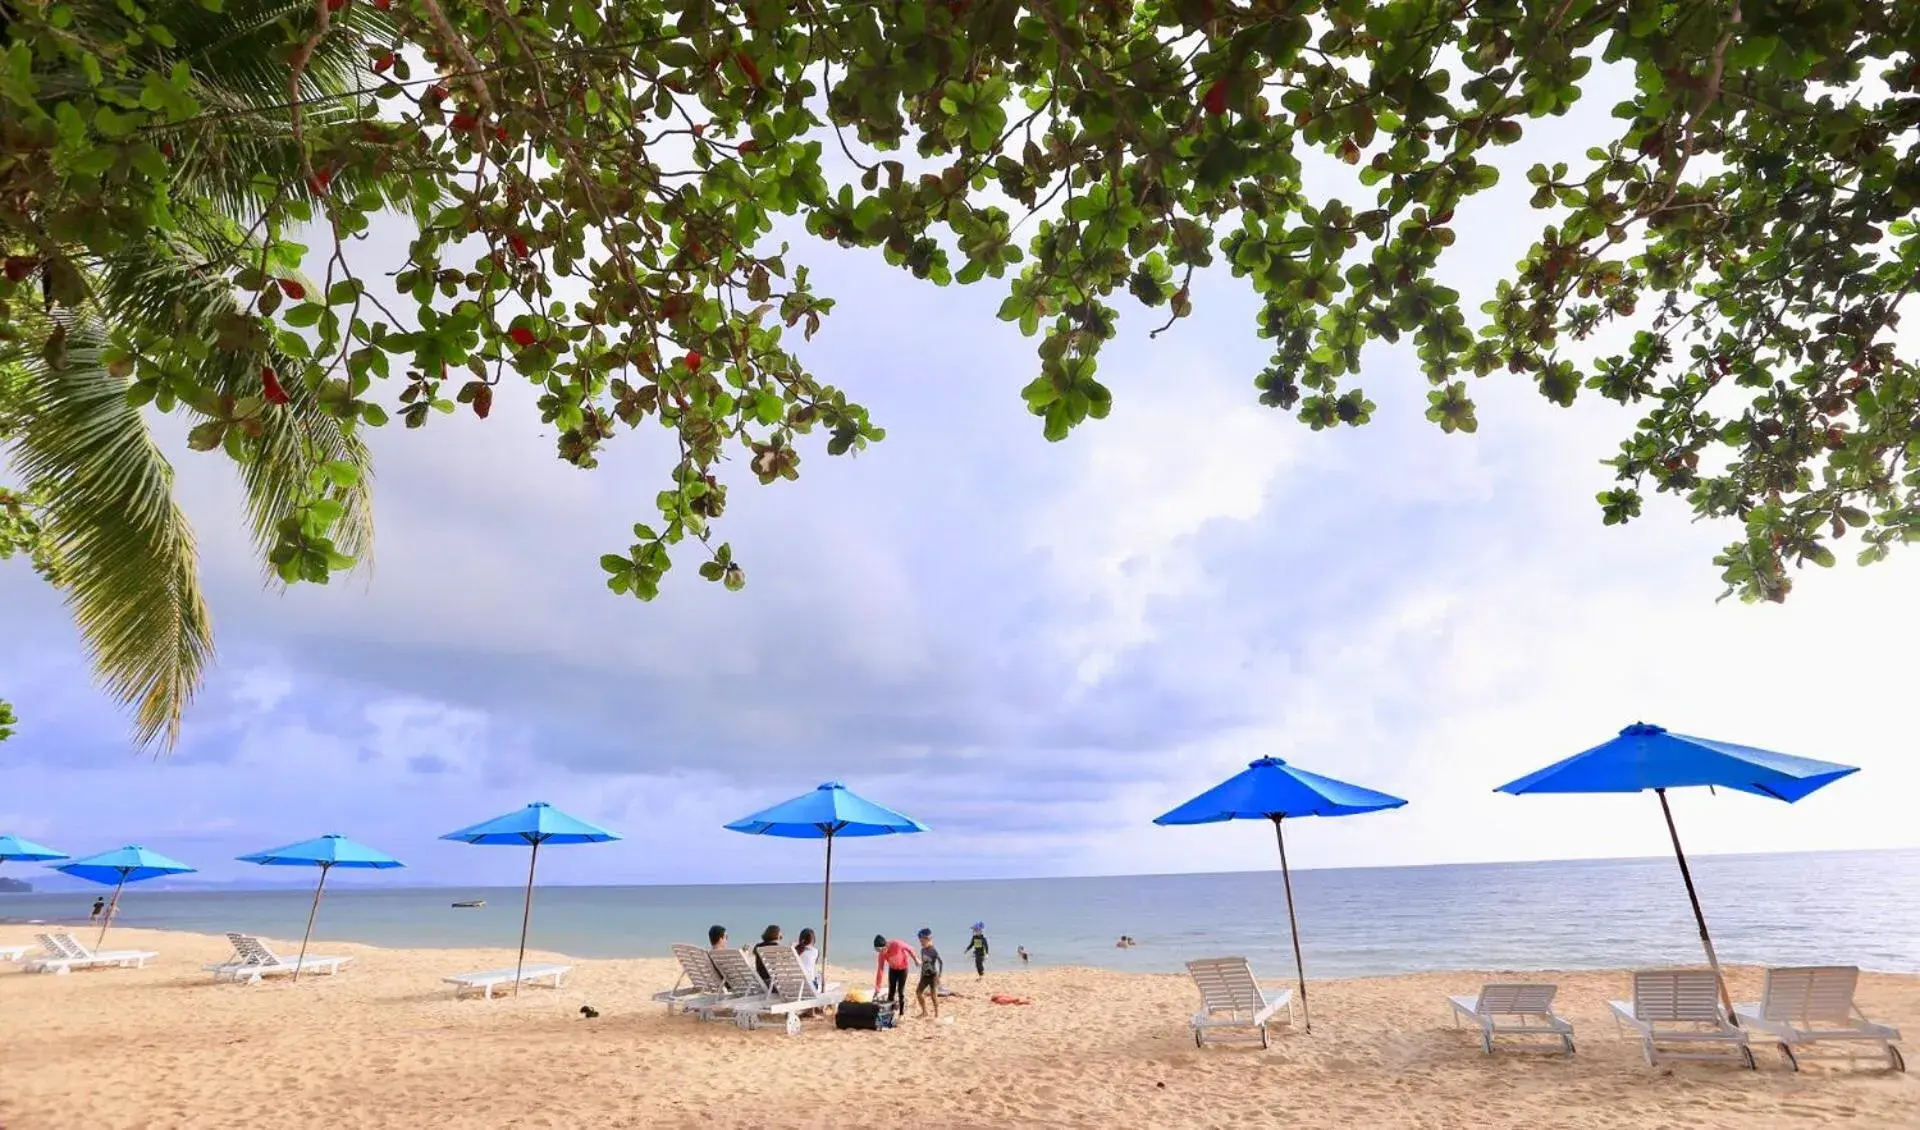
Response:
3,327,212,751
89,231,375,568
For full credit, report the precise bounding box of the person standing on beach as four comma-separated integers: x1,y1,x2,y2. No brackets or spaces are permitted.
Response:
89,897,104,923
915,927,943,1019
873,933,915,1018
964,922,989,978
1017,945,1030,965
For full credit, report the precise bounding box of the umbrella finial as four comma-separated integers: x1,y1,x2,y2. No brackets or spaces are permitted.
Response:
1249,756,1286,768
818,781,844,791
1621,722,1667,736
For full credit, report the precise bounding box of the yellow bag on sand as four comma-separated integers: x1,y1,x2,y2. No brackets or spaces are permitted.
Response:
844,988,871,1004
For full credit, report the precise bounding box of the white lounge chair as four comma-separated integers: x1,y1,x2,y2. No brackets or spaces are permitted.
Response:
204,933,353,984
443,963,571,999
652,943,733,1017
1447,983,1575,1055
24,932,157,974
706,947,778,1027
1185,957,1294,1048
1608,969,1754,1069
0,943,31,963
741,944,846,1034
1734,966,1905,1072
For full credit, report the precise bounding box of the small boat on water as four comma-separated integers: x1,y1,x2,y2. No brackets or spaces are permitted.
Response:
451,900,485,908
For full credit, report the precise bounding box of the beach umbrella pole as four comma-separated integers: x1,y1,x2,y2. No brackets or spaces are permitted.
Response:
294,863,331,984
1272,817,1312,1034
820,830,834,986
1656,788,1735,1022
97,873,128,948
514,838,541,997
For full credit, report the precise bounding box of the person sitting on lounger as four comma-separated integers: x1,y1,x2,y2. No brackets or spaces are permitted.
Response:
752,924,784,983
794,927,820,990
708,924,729,951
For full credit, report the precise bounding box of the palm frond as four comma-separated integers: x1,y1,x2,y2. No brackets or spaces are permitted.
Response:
88,233,376,569
3,327,212,750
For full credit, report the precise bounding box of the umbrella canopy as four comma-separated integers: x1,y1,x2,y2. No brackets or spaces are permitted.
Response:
725,780,928,838
441,803,620,996
442,801,621,846
1495,722,1858,800
1496,722,1859,1018
237,834,404,982
1155,758,1407,1033
53,845,196,946
239,833,405,869
0,834,69,864
726,782,927,987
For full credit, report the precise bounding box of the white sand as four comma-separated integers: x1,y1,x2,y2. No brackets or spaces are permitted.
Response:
1,926,1915,1128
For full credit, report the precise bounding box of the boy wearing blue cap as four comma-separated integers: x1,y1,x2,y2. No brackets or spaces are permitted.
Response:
964,922,989,978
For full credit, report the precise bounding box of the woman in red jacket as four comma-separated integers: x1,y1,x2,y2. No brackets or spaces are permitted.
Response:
872,933,917,1018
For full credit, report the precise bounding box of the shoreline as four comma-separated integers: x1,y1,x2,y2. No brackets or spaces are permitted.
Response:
3,926,1916,1129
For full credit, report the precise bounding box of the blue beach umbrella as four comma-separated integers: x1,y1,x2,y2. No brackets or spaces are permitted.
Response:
725,781,927,981
0,834,69,870
441,802,621,996
1497,721,1859,1017
53,845,196,946
238,834,404,982
1156,758,1408,1033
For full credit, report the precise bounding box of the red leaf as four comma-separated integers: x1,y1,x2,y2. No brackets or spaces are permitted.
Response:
509,327,537,348
278,279,306,300
507,235,530,259
261,367,290,406
372,53,394,75
450,113,477,131
427,84,450,102
3,256,38,283
326,0,347,10
1203,79,1227,117
306,168,332,195
736,53,761,86
373,0,390,8
472,385,494,419
684,350,704,371
495,127,509,142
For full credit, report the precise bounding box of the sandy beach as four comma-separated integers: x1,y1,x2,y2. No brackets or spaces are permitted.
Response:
1,926,1915,1129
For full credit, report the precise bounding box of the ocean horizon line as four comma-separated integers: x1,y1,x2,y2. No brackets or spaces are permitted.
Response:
6,843,1911,894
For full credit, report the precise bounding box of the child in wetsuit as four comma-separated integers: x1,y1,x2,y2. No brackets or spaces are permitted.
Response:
964,922,989,977
915,927,942,1018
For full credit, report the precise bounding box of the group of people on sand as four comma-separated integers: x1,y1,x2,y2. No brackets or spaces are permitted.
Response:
707,922,825,992
710,920,1036,1021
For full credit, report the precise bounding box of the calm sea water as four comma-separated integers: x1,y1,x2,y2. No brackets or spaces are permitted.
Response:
4,849,1915,979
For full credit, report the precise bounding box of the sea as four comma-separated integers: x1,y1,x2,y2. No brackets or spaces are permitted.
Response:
4,849,1916,979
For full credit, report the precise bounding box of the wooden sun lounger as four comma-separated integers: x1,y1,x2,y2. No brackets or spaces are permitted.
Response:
443,963,571,999
1447,983,1575,1055
1734,966,1905,1072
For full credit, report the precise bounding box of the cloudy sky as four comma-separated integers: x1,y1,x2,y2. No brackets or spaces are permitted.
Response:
4,68,1917,889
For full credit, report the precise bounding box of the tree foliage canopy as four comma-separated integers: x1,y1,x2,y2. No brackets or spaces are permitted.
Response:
3,0,1918,642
